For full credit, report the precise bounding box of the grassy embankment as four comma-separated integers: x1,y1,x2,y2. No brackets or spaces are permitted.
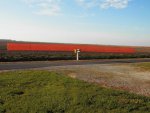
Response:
0,70,150,113
1,51,150,62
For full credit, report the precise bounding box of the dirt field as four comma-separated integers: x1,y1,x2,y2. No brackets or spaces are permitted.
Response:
41,63,150,96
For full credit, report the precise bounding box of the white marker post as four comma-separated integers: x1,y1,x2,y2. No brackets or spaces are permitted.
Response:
74,49,80,61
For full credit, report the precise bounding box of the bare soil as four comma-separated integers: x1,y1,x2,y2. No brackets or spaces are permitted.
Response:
41,63,150,96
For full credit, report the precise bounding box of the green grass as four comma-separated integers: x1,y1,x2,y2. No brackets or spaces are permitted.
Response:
1,52,150,62
0,71,150,113
134,62,150,71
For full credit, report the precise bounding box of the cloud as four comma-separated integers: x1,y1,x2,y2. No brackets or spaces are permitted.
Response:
23,0,62,16
76,0,130,9
100,0,130,9
23,0,131,16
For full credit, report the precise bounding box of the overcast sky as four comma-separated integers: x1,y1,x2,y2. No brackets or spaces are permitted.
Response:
0,0,150,46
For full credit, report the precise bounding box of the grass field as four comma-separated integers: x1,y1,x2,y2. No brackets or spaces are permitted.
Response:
0,71,150,113
134,62,150,71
